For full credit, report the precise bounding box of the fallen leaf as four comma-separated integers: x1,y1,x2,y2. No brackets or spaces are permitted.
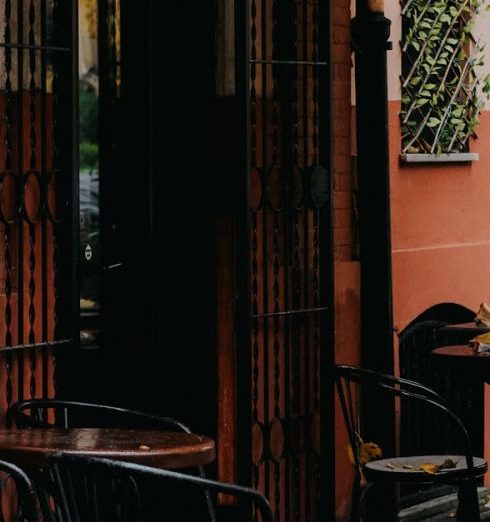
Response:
419,463,439,474
346,434,383,466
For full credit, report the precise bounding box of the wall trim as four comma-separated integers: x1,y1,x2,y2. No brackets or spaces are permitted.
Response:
400,153,479,164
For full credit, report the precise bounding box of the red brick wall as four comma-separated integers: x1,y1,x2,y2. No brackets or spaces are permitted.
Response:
332,2,362,521
332,1,357,262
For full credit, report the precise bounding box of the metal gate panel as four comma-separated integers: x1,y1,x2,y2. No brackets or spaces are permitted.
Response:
0,0,76,423
245,1,333,520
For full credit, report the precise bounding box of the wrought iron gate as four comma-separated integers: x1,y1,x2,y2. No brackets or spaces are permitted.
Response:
0,0,77,421
237,1,334,520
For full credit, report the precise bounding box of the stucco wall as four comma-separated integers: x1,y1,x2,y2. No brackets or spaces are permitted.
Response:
390,107,490,332
386,3,490,332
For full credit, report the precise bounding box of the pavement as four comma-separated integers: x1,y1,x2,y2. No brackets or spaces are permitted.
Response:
398,487,490,521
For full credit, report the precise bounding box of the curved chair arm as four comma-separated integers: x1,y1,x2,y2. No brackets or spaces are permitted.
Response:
0,459,40,521
335,364,447,405
49,454,275,522
8,399,191,432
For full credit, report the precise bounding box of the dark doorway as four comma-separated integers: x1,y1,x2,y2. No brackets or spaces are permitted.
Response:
80,2,335,521
80,0,219,438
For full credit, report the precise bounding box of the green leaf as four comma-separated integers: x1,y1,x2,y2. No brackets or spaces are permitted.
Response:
426,117,441,127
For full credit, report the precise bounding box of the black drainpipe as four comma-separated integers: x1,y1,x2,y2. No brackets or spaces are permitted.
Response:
353,0,395,485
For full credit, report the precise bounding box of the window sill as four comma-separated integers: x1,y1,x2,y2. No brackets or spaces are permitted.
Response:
400,153,479,164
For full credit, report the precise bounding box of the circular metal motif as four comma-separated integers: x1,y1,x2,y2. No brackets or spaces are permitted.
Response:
251,421,265,465
46,170,61,224
249,167,263,211
22,171,43,225
0,171,18,225
268,417,285,462
267,166,282,211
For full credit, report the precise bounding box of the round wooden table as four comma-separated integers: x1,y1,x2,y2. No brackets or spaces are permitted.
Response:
0,428,215,469
431,345,490,383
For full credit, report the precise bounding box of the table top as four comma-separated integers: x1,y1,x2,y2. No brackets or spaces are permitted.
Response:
0,428,215,469
431,345,490,381
438,322,490,334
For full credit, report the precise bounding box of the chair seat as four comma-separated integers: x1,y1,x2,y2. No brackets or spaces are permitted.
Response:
365,455,487,484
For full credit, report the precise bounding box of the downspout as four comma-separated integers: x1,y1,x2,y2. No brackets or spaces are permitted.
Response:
352,0,395,453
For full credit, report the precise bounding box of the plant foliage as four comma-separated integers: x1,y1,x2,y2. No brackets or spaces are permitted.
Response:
400,0,490,154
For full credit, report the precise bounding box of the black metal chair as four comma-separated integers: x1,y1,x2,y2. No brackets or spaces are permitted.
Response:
335,364,487,522
7,399,215,521
0,458,40,521
48,453,274,522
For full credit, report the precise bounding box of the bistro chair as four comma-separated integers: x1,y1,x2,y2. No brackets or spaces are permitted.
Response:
48,453,274,522
8,399,215,521
0,458,40,521
335,364,487,522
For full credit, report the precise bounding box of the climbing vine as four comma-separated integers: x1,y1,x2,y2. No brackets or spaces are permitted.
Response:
400,0,490,154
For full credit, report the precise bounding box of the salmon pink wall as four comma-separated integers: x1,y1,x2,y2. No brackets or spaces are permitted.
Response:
389,106,490,333
386,1,490,334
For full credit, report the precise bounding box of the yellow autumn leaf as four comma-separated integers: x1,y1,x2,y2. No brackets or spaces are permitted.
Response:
346,435,383,466
419,463,439,474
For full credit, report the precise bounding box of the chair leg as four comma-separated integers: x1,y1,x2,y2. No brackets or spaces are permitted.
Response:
457,479,480,522
359,482,375,521
350,479,362,522
363,483,397,522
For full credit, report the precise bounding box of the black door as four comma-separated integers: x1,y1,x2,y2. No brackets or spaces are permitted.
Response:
83,0,219,438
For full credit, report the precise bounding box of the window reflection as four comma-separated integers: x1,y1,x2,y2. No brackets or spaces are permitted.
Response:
79,0,99,346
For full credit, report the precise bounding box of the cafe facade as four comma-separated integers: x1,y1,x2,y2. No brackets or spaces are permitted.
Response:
1,0,490,521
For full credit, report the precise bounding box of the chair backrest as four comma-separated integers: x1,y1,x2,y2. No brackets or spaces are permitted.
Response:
8,399,215,521
399,317,484,458
48,454,274,522
0,459,40,521
8,399,190,432
334,365,476,485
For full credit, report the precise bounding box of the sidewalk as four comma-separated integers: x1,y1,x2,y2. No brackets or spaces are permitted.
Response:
399,488,490,521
